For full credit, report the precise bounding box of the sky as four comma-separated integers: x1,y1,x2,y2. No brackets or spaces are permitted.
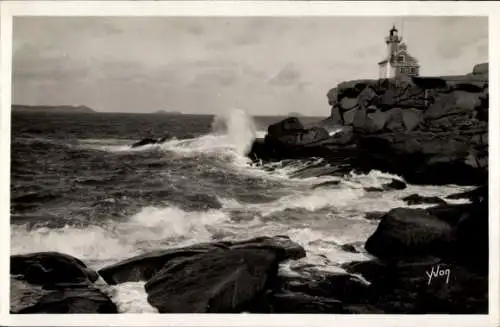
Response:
12,16,488,116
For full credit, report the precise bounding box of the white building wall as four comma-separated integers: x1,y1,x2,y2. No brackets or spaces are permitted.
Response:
390,65,397,78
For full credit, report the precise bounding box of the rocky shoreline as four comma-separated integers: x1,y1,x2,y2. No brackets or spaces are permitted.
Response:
10,64,489,314
10,184,487,314
249,63,488,186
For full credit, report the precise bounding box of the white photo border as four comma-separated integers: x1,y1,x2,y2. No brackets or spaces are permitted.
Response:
1,1,498,326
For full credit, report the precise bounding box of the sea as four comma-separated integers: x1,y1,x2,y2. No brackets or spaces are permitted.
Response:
10,109,472,313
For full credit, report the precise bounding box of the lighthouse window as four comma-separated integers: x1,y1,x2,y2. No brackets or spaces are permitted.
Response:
397,55,404,62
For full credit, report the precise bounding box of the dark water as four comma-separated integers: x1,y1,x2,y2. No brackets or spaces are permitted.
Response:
12,112,283,224
10,110,468,312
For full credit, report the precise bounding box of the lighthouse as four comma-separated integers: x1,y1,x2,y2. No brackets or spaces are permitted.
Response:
378,25,420,79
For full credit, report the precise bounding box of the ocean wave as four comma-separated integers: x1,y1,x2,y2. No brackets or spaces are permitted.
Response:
11,205,231,268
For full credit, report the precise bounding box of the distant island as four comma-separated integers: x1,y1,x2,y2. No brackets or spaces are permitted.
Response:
288,112,304,117
152,110,183,115
12,105,95,113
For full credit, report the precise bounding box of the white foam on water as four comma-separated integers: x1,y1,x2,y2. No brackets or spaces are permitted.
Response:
220,185,365,216
106,282,158,313
11,205,231,267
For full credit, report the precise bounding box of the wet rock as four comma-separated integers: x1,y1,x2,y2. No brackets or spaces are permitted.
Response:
248,116,357,162
278,271,371,303
355,133,487,186
10,253,117,314
340,244,358,253
402,194,447,206
365,208,455,260
267,117,305,141
10,276,48,313
364,211,385,220
227,235,306,261
145,248,281,313
98,243,228,285
454,194,489,271
342,258,488,314
265,292,343,313
98,236,305,285
363,178,407,193
13,283,117,314
382,178,407,190
11,252,99,286
343,188,488,313
446,185,487,202
131,135,170,148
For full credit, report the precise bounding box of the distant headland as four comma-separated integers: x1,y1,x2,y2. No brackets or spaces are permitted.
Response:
151,110,183,115
12,105,95,113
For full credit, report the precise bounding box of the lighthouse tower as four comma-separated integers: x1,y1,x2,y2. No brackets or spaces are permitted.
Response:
378,25,420,79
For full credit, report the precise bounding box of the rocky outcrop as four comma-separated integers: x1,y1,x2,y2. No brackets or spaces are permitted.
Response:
99,236,305,286
355,128,487,185
249,63,488,186
98,242,228,285
131,135,171,148
327,64,488,185
367,185,487,268
11,237,307,314
98,236,306,313
242,184,488,314
250,117,356,161
336,185,488,313
11,279,117,314
11,252,99,285
145,248,282,313
365,208,455,260
342,257,488,314
10,252,117,313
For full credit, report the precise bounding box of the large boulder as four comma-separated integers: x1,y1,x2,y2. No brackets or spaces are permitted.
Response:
10,252,117,314
355,133,487,185
98,236,305,285
12,282,118,314
267,117,305,141
365,208,455,260
424,90,481,121
98,242,230,285
276,271,371,304
343,258,488,314
11,252,99,286
145,248,285,313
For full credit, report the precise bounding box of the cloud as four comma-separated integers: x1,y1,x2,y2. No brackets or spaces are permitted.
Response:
269,63,302,86
12,17,488,115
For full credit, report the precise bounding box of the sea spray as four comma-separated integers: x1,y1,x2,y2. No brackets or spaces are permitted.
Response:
211,108,257,156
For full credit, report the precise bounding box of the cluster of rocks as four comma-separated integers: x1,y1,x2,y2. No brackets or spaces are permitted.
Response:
10,236,311,313
242,63,489,313
249,63,488,186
